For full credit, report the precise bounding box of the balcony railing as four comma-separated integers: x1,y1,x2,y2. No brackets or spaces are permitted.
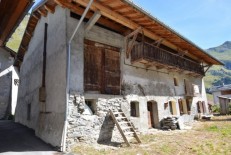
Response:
131,42,204,75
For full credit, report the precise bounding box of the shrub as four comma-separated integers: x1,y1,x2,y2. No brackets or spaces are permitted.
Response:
211,104,220,113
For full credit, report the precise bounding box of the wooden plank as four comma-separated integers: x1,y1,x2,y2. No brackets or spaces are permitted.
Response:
44,4,56,14
84,10,101,33
109,109,130,147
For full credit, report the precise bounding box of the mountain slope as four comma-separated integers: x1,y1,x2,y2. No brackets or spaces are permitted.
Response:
205,41,231,90
6,15,29,52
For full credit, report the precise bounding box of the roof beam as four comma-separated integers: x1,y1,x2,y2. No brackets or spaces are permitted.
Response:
64,0,183,52
44,4,56,14
84,10,101,33
37,9,47,17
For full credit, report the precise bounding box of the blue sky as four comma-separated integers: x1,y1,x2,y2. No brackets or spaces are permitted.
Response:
132,0,231,49
34,0,231,49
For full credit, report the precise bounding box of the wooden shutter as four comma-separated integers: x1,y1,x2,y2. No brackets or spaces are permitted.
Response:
84,41,102,92
104,49,120,95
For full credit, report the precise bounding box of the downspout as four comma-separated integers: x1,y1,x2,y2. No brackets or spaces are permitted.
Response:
61,0,94,152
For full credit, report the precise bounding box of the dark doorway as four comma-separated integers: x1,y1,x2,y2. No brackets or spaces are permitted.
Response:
147,101,159,128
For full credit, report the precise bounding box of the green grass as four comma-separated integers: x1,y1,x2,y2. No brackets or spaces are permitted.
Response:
71,116,231,155
6,15,29,52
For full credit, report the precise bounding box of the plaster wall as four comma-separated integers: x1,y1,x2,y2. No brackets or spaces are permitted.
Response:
0,48,14,119
15,6,67,147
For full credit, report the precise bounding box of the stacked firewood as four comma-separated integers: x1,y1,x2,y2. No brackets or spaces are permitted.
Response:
162,116,178,130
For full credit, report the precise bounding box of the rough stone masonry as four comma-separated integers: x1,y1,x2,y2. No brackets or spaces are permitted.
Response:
66,93,129,150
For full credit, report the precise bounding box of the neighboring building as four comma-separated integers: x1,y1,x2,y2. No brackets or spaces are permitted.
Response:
0,0,33,119
14,0,223,151
0,47,18,119
217,96,231,115
210,84,231,105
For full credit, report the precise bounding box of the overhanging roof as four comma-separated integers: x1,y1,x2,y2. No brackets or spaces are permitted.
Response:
0,0,33,46
14,0,223,66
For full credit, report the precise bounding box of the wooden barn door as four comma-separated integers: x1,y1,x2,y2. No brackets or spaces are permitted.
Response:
84,40,120,95
104,49,120,95
84,41,102,92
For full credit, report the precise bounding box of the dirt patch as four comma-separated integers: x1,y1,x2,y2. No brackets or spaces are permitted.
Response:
71,115,231,155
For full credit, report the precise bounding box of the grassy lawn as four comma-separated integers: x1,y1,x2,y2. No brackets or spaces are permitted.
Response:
72,115,231,155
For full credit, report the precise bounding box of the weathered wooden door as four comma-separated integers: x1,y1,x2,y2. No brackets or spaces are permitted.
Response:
147,102,154,128
104,49,120,94
84,40,120,95
84,41,102,92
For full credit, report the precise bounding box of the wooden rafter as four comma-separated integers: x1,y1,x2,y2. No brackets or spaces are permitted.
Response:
68,0,183,52
44,4,56,14
54,0,127,33
37,9,47,17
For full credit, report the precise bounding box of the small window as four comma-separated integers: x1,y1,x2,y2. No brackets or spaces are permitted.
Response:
130,101,139,117
85,100,97,115
27,103,31,121
174,78,178,86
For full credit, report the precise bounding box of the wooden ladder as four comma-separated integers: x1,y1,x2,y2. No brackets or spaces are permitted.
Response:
109,109,141,146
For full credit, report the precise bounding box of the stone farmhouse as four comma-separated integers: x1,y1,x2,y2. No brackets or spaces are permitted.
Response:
14,0,223,151
210,84,231,104
0,0,33,119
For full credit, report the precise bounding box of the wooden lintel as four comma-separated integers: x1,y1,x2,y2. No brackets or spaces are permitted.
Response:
44,4,56,14
85,10,101,33
156,65,165,70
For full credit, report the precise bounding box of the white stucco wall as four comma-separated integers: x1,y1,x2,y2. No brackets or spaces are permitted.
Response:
15,6,67,147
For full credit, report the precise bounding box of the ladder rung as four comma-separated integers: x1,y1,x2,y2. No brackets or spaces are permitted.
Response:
116,116,126,119
124,131,135,135
113,112,124,115
119,121,129,124
121,126,132,130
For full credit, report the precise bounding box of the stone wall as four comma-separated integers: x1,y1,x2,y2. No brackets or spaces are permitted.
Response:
66,93,129,151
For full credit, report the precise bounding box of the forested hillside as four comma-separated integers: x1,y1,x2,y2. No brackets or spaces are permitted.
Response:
205,41,231,91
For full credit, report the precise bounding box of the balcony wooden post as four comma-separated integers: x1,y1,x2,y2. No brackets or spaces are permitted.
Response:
125,27,143,58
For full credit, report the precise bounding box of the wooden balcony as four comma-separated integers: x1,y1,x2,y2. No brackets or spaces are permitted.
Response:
131,42,204,76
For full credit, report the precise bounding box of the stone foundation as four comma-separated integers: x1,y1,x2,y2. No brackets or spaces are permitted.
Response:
66,94,129,150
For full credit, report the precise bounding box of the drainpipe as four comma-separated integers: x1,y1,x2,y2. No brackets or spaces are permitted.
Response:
61,0,94,152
